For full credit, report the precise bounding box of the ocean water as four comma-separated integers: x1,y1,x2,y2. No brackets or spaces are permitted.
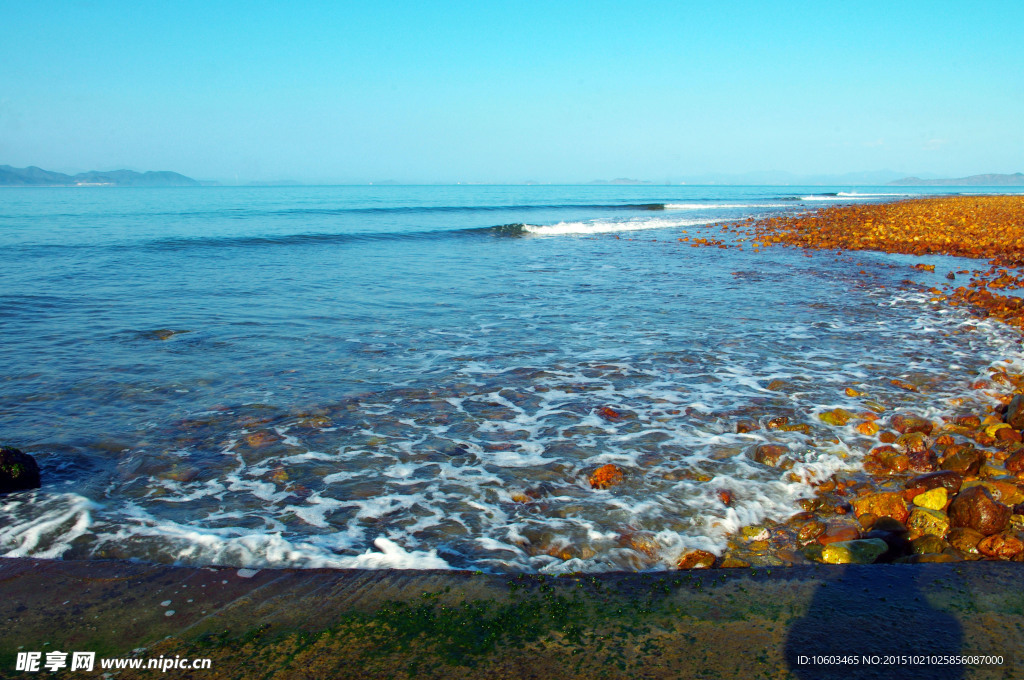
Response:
2,184,1022,572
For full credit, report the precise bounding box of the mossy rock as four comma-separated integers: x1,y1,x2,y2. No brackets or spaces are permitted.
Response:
0,446,41,493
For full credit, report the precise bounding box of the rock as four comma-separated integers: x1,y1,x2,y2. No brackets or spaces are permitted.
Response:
751,444,789,467
1007,394,1024,430
735,419,758,434
948,485,1011,535
906,449,938,472
947,527,985,554
955,414,982,429
719,556,750,568
819,408,855,426
588,463,624,489
977,533,1024,560
820,538,889,564
596,406,622,422
766,416,790,430
817,525,860,545
907,507,950,539
851,492,909,524
855,421,879,436
940,444,983,475
878,430,898,444
912,487,949,511
890,414,934,435
798,520,826,542
906,470,964,494
910,535,947,555
895,431,928,454
1006,448,1024,473
0,446,41,493
766,380,792,392
677,549,716,569
872,517,908,532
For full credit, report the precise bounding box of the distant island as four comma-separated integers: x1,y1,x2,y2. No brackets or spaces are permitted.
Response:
888,172,1024,186
0,164,200,187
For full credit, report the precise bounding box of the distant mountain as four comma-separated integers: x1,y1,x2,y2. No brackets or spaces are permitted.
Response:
588,178,656,185
888,173,1024,186
0,165,200,187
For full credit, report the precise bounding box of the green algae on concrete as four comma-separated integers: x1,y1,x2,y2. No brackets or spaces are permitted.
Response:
0,558,1021,679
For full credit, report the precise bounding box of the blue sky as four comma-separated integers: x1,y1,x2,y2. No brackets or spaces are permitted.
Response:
1,1,1021,184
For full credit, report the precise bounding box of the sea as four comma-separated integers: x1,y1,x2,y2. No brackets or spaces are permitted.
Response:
2,184,1023,573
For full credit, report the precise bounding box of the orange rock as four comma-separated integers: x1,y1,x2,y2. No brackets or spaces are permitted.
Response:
879,431,898,444
717,489,734,506
855,421,879,436
851,491,910,524
817,525,860,545
977,533,1024,560
677,549,716,569
589,463,624,489
890,379,919,392
596,406,622,422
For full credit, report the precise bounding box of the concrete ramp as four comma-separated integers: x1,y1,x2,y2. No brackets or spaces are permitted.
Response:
1,558,1020,678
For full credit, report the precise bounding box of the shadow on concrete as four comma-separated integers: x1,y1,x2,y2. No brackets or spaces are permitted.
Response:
785,565,963,679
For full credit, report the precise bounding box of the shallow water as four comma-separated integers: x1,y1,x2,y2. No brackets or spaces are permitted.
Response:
2,185,1022,571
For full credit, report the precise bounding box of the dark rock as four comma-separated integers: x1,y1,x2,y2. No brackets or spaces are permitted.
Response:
906,470,964,494
890,414,934,435
1007,394,1024,430
0,446,41,493
948,486,1011,536
910,535,947,555
940,444,983,475
1006,448,1024,474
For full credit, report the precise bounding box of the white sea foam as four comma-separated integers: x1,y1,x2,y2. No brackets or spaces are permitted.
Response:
523,217,712,235
663,203,789,210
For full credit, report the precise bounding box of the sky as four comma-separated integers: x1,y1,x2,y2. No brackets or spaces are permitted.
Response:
1,1,1022,184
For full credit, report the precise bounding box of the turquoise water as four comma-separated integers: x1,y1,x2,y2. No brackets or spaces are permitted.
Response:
1,185,1021,571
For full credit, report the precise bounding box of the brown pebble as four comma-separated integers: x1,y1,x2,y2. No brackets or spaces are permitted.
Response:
977,533,1024,560
948,485,1011,535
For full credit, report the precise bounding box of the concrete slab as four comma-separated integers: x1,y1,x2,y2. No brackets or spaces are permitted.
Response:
1,558,1021,678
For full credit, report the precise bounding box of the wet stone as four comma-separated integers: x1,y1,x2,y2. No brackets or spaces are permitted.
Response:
910,534,947,555
890,414,935,435
750,444,789,467
1007,394,1024,430
0,446,41,493
851,492,909,524
817,524,859,545
820,538,889,564
947,527,985,554
912,487,948,511
895,432,928,454
878,430,898,444
798,520,826,542
948,485,1011,535
676,549,716,569
906,470,964,494
907,507,950,539
940,444,984,475
977,532,1024,560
